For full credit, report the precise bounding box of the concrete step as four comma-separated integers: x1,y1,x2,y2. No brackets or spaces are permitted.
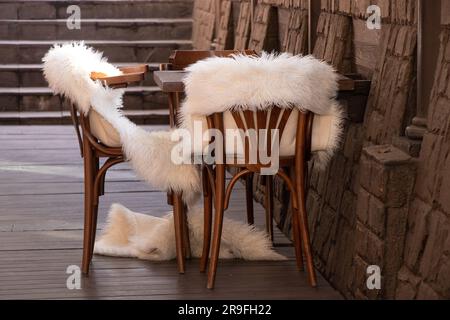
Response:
0,18,192,41
0,39,192,64
0,63,160,87
0,0,193,19
0,109,170,125
0,86,169,112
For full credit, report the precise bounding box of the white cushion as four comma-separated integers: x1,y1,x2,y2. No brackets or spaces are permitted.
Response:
183,110,336,158
89,110,122,148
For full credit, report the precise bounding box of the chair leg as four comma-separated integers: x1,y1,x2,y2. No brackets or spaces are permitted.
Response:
200,166,213,273
182,204,192,259
297,193,317,286
81,144,95,275
89,157,100,261
207,164,226,289
265,175,274,242
245,172,254,225
173,193,185,274
296,159,317,287
99,170,106,196
292,207,304,271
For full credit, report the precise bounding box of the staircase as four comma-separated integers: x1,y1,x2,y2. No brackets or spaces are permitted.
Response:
0,0,193,124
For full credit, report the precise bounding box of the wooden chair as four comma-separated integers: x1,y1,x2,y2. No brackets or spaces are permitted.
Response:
158,50,260,273
201,108,317,289
68,64,156,274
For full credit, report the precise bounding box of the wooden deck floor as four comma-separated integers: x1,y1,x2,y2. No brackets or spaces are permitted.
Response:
0,125,341,300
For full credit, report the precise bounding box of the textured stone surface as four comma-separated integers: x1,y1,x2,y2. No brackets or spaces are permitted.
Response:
196,0,450,301
364,24,417,145
215,0,234,50
313,12,352,73
192,0,216,49
234,0,252,50
280,8,308,54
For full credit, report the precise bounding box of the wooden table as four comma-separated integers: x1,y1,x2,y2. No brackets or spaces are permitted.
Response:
154,70,372,124
154,70,359,93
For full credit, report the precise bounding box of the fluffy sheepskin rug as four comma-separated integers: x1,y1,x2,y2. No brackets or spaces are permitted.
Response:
94,204,286,261
42,42,200,204
180,52,346,169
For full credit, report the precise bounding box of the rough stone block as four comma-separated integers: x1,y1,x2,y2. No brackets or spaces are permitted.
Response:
436,256,450,298
414,133,444,204
340,190,356,223
403,198,432,271
361,145,415,207
416,282,441,300
438,154,450,214
368,195,386,238
343,124,364,161
383,207,409,298
355,222,383,263
419,210,449,282
356,186,370,224
353,254,382,299
395,266,420,299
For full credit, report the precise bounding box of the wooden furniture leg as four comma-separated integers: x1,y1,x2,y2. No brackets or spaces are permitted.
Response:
245,172,254,225
292,207,304,271
182,203,191,259
207,164,226,289
200,165,213,273
296,113,317,287
81,140,94,275
172,192,185,274
88,156,100,262
265,175,274,242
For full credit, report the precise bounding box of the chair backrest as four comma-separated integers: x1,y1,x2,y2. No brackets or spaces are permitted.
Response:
163,50,257,71
205,107,314,167
68,64,148,156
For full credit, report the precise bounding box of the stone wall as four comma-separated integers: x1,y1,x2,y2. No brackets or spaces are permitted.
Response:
394,19,450,300
191,0,449,299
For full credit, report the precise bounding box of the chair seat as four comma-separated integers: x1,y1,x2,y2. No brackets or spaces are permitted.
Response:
89,110,122,148
184,109,338,158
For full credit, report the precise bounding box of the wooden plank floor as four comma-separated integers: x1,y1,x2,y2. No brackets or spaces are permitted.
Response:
0,125,342,300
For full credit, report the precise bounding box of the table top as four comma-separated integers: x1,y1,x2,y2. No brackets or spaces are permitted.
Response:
154,70,361,93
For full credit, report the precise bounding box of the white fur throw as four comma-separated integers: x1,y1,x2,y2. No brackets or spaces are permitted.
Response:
94,204,286,261
183,52,339,115
180,53,346,168
42,42,201,204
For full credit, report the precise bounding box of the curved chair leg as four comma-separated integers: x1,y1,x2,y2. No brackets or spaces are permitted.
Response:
89,203,99,261
200,166,213,273
173,193,185,274
182,204,191,259
292,207,304,271
99,170,106,196
296,153,317,287
89,156,100,261
81,143,95,275
297,187,317,286
207,164,226,289
245,172,254,225
265,175,274,242
276,168,303,270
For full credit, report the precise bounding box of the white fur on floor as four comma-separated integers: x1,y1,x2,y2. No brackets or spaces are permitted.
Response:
94,204,286,261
